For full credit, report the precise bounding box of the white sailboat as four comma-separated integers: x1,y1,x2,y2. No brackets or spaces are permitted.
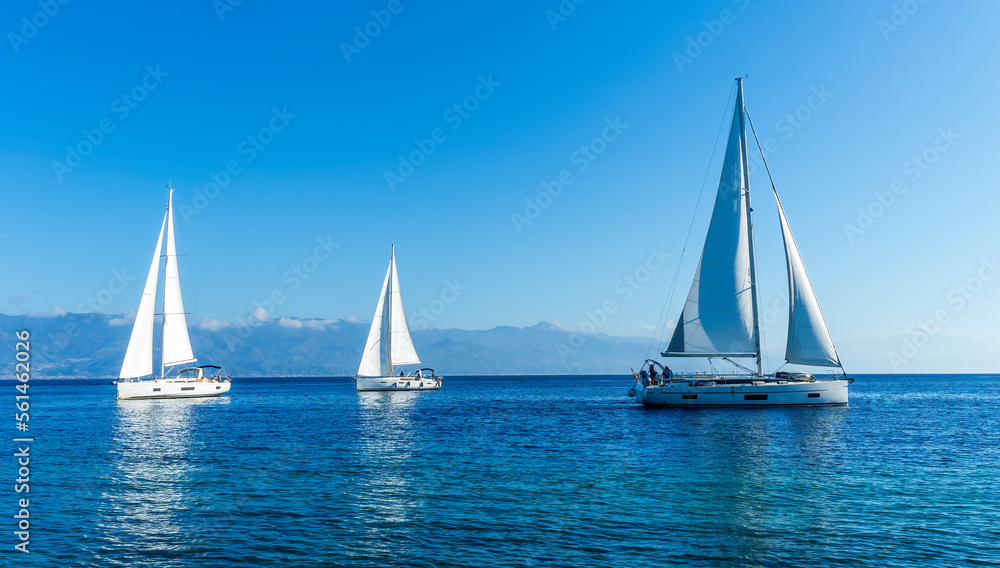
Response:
116,188,231,400
629,78,851,407
355,245,441,392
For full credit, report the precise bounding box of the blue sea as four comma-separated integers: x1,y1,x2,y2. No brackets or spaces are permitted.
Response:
5,375,999,567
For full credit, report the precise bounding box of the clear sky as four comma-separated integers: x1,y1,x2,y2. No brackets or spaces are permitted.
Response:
2,0,999,373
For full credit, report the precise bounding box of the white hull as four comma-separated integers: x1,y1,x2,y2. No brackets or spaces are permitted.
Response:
629,377,848,407
355,376,441,392
117,379,231,400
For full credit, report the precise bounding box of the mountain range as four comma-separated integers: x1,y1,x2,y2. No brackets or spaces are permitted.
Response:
0,312,652,379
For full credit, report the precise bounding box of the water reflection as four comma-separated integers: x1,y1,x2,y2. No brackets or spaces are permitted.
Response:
351,391,423,557
648,406,850,561
91,397,228,567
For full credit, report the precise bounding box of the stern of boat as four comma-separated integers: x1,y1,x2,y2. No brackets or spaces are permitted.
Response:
626,379,647,404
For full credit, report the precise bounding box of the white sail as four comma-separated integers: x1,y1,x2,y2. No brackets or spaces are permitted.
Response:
388,250,420,366
775,192,841,367
119,214,167,379
665,87,756,357
161,190,196,370
358,264,392,377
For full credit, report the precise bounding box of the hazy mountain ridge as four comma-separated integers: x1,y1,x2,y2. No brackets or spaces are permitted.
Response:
0,313,650,378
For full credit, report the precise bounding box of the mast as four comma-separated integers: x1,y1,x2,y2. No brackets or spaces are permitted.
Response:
159,188,171,379
386,244,395,374
737,77,763,377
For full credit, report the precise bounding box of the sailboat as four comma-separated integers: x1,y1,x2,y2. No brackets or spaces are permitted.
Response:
355,245,441,392
115,188,231,400
629,78,851,407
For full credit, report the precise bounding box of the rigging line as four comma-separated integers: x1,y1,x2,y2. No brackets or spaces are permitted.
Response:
647,81,738,359
172,209,224,368
743,107,778,195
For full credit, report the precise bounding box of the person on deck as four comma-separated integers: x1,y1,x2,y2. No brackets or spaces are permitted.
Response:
664,366,673,380
649,362,658,384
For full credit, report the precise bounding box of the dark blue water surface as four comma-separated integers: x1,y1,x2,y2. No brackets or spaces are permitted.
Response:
4,375,999,567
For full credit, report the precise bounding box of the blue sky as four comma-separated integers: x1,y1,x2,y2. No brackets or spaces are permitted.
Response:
2,0,999,372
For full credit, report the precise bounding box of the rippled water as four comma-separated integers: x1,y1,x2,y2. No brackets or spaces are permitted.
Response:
7,375,1000,567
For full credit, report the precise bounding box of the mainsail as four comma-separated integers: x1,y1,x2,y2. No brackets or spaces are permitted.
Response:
664,82,757,358
161,189,196,370
358,266,392,377
774,192,841,367
119,214,166,379
357,246,420,377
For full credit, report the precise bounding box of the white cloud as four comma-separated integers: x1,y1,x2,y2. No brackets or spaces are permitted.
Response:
32,305,68,318
252,307,270,322
545,320,574,332
8,292,32,307
278,317,338,331
306,319,338,331
108,317,132,326
199,318,231,331
345,313,359,323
